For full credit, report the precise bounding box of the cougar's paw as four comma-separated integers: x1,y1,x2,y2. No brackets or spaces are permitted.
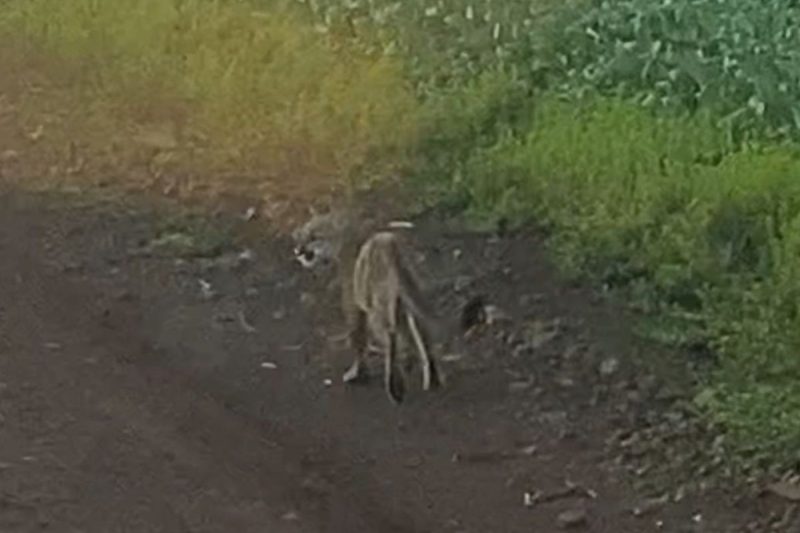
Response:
426,363,444,390
342,361,369,384
386,372,406,405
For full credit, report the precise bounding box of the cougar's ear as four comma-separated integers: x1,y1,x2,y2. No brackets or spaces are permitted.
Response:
460,294,487,333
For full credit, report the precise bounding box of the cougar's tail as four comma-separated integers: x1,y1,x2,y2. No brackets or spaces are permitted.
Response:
388,236,487,334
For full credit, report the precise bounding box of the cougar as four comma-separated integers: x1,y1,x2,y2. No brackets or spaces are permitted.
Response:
292,208,486,404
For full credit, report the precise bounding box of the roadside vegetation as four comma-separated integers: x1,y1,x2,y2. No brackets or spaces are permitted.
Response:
2,0,800,469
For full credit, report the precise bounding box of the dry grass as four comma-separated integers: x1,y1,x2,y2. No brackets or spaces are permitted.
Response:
0,0,420,211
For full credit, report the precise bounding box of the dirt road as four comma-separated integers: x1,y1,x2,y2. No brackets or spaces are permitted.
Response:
0,188,787,532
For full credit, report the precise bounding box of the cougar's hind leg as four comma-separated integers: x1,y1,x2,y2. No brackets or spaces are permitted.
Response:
343,309,369,384
384,330,405,404
405,311,441,391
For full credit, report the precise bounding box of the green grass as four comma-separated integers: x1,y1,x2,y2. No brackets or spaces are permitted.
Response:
451,94,800,467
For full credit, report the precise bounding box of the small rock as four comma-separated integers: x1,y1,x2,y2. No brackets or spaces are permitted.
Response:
387,220,414,229
27,124,44,142
483,304,511,325
114,289,134,301
508,380,534,393
626,390,643,405
272,309,286,320
556,376,575,388
519,444,538,456
636,374,659,395
523,491,542,507
238,311,257,333
0,149,19,163
405,456,423,468
557,508,588,529
61,261,83,273
453,276,471,292
599,357,620,377
519,293,544,306
655,385,680,402
132,125,178,150
237,249,255,263
558,426,577,440
198,279,216,300
443,517,462,530
511,343,533,358
562,344,583,362
767,481,800,502
539,410,568,427
632,494,668,517
525,318,561,349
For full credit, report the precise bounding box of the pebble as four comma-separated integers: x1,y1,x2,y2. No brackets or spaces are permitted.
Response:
508,380,533,393
632,494,668,517
0,149,19,162
599,357,620,377
557,508,588,529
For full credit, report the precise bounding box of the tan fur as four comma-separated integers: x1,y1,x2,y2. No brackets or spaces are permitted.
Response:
293,208,485,404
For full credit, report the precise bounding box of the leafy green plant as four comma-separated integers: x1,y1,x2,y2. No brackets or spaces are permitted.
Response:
457,94,800,463
298,0,577,92
551,0,800,141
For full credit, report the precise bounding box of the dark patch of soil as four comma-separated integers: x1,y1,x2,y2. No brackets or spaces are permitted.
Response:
0,188,791,532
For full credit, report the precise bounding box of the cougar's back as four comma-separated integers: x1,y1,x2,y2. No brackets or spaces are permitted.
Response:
352,231,436,329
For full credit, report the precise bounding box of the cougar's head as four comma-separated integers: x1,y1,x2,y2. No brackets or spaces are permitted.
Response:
291,208,350,270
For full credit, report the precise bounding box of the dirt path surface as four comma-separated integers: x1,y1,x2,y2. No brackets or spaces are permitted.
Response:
0,188,788,532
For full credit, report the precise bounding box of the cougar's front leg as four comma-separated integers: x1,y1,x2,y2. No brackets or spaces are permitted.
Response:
343,309,369,384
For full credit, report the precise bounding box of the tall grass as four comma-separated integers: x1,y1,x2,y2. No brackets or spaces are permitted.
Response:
456,95,800,464
0,0,420,200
